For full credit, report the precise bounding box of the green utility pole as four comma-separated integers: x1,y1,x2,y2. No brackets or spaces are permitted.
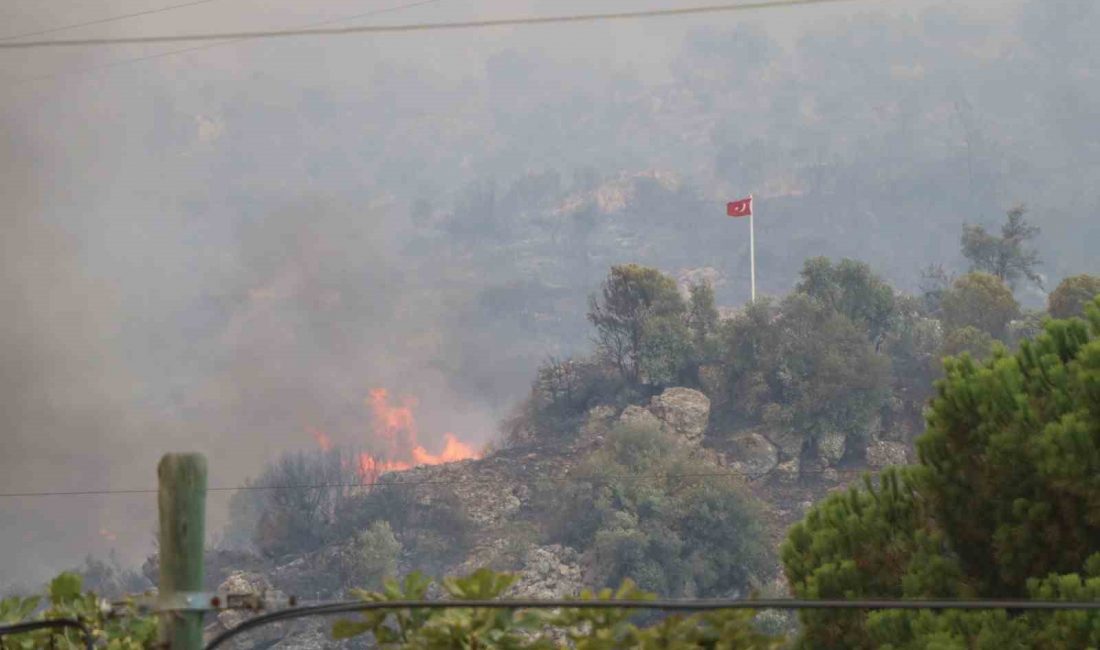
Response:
158,453,207,650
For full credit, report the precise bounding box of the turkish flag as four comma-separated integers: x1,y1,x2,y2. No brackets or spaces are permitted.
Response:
726,196,752,218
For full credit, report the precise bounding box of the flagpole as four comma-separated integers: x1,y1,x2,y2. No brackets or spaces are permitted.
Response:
749,194,756,302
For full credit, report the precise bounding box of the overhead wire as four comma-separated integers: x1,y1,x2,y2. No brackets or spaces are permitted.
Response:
2,0,872,50
0,0,228,43
0,466,872,498
203,596,1100,650
6,0,447,87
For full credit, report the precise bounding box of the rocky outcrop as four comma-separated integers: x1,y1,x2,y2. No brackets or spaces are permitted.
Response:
765,429,805,459
866,440,910,468
648,387,710,444
723,432,779,478
508,545,584,599
817,431,847,466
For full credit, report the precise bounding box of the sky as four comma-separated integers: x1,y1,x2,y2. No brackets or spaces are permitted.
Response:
0,0,1094,588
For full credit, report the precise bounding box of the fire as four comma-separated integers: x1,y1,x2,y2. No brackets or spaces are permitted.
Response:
411,433,479,465
308,387,480,485
99,528,118,542
307,426,333,452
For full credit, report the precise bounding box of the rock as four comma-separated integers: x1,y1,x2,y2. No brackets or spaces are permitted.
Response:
648,387,710,444
724,432,779,478
578,404,617,446
765,430,805,459
212,572,288,648
866,440,910,468
817,431,847,465
509,545,584,599
773,458,801,483
618,404,662,431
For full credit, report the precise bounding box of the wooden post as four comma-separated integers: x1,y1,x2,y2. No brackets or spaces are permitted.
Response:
158,454,207,650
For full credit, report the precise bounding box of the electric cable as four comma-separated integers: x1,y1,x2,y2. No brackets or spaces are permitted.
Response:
203,596,1100,650
1,0,874,50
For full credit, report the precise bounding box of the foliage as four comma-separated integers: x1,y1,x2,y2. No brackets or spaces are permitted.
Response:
75,552,152,601
717,294,891,457
880,296,942,431
1048,274,1100,319
939,325,997,362
587,265,687,386
796,257,897,349
0,572,156,650
332,568,780,649
939,272,1020,340
338,480,476,576
511,357,627,443
782,299,1100,648
357,521,402,589
548,423,768,597
960,205,1043,289
240,448,363,559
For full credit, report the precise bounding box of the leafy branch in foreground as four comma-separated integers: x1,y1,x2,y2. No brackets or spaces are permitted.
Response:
333,567,781,649
0,572,156,650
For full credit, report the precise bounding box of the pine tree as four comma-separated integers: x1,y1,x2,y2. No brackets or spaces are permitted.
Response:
782,297,1100,648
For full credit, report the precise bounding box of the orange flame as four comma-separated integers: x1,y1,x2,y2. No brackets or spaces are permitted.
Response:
307,387,480,485
307,426,333,452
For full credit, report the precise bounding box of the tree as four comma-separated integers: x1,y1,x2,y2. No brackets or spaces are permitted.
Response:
960,205,1042,289
587,265,686,385
782,298,1100,648
796,257,897,349
687,281,720,349
1048,273,1100,319
717,294,891,458
939,272,1019,340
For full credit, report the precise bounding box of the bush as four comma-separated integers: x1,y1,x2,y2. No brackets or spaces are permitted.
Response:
548,423,768,597
0,572,156,649
332,568,780,649
232,448,363,559
356,521,401,588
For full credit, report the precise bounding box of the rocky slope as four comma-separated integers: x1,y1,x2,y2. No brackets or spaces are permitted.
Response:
190,386,912,647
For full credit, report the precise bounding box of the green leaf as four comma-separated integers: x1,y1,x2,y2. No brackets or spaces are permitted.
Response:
48,572,83,605
331,619,373,639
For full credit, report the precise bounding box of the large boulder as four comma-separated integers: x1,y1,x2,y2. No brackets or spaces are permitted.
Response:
209,572,289,648
723,432,779,478
765,429,805,459
508,545,584,599
648,387,710,444
817,431,847,466
866,440,910,468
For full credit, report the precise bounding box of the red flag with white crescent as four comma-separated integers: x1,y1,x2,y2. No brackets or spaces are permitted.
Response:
726,196,753,218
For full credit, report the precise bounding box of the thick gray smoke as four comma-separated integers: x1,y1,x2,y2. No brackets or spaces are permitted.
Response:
1,0,1097,588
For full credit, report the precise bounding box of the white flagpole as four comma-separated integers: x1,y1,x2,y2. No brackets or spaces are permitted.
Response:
749,194,756,302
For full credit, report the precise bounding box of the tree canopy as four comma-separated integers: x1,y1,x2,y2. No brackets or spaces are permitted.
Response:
782,297,1100,648
960,205,1042,289
1048,273,1100,320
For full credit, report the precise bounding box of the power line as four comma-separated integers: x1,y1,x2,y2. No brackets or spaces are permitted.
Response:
1,0,872,50
204,596,1100,650
0,467,873,498
8,0,447,87
0,0,227,43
